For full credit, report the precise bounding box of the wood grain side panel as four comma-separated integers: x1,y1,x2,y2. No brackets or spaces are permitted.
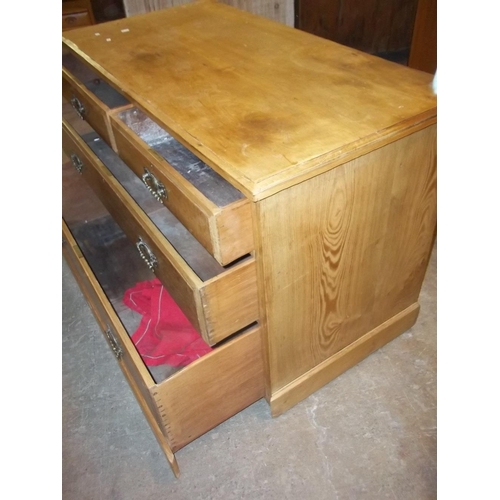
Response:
151,325,265,452
255,126,437,392
270,303,420,416
201,258,259,344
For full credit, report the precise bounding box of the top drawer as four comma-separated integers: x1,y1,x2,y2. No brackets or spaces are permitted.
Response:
110,108,254,266
62,52,130,149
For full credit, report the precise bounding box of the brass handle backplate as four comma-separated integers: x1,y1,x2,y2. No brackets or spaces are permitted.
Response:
142,167,167,202
70,153,84,174
104,327,123,360
70,96,86,120
136,237,158,271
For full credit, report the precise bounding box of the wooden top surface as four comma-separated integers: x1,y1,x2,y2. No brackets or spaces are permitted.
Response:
63,0,437,200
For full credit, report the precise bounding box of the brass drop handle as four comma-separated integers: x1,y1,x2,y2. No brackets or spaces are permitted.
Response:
142,167,167,202
104,327,123,360
70,95,86,120
70,153,84,174
136,237,158,271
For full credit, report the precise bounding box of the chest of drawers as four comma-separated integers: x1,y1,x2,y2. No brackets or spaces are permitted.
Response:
62,0,437,478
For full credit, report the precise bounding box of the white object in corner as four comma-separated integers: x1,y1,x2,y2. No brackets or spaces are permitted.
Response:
432,69,437,95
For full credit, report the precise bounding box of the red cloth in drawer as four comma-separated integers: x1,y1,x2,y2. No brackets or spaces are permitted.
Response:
123,278,212,366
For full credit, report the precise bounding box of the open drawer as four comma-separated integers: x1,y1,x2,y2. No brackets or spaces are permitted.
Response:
62,118,259,345
110,107,254,266
62,51,131,150
62,159,265,476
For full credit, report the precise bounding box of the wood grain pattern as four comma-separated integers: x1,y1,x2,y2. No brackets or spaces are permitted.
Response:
201,258,258,344
212,198,254,265
63,119,259,345
123,0,294,26
110,112,255,265
62,0,436,200
254,125,436,394
151,325,265,451
270,303,420,416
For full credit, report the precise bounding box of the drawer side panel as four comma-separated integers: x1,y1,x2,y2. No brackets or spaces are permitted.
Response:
213,199,255,266
152,325,265,452
201,259,259,345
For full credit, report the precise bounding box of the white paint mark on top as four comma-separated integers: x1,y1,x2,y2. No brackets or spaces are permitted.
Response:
94,32,100,36
106,38,111,42
121,28,130,33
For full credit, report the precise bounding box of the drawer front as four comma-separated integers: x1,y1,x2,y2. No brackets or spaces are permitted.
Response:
153,324,265,452
63,69,112,146
62,119,259,345
110,110,254,266
62,11,91,31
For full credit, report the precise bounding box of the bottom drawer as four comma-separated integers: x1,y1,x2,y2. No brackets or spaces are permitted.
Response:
62,165,265,476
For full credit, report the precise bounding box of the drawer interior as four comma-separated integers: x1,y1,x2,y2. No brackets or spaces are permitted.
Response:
116,107,244,207
63,52,129,110
80,130,246,281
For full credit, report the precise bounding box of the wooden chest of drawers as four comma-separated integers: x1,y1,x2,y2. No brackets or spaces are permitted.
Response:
62,0,437,477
